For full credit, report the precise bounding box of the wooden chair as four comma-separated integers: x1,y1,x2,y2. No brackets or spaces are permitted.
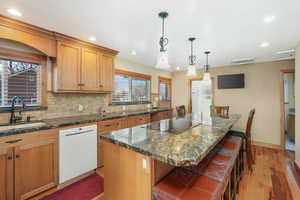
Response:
176,105,186,117
228,109,255,173
212,106,230,118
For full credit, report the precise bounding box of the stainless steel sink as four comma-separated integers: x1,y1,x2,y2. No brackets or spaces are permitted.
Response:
0,122,46,131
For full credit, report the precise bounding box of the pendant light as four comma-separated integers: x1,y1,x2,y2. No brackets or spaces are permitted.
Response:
203,51,211,81
186,37,197,77
155,12,170,69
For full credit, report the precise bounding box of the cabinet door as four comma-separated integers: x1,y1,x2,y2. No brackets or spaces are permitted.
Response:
0,147,14,200
81,48,100,91
57,41,81,91
14,138,58,200
100,54,114,92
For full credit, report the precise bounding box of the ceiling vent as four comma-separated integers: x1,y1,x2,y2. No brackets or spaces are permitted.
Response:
276,49,295,55
231,58,255,65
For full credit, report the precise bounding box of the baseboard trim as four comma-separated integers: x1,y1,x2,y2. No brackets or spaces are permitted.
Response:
252,141,285,150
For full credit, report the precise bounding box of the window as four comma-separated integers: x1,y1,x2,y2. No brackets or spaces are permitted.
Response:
159,77,171,102
0,59,41,107
112,70,151,104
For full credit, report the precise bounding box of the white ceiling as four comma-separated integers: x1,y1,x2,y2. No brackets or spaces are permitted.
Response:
1,0,300,71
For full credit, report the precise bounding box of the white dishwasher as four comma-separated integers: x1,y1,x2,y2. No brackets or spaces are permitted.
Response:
59,124,97,184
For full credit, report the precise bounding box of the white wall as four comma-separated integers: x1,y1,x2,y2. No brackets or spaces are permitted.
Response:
115,57,172,94
172,60,295,146
295,43,300,167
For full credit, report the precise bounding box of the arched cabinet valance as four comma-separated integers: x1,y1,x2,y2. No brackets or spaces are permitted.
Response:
0,16,57,57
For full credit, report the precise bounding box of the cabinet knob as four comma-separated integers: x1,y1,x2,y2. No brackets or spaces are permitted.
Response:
100,84,104,87
15,154,21,159
7,156,12,160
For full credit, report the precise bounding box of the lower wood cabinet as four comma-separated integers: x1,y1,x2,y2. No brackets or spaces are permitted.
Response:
0,129,58,200
97,114,150,168
127,114,151,127
0,147,14,200
151,110,172,122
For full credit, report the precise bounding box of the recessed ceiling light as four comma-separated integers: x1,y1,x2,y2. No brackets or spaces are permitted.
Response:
89,36,96,42
176,66,180,70
131,51,137,55
7,8,22,17
263,15,275,23
260,42,270,48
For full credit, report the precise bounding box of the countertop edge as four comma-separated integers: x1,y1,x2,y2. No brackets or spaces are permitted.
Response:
0,108,173,137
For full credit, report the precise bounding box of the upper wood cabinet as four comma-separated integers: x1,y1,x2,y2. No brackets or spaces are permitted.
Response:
56,41,81,91
100,54,114,92
81,48,100,91
53,41,116,93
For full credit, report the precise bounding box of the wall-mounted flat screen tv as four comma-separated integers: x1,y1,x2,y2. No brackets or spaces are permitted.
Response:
218,74,245,89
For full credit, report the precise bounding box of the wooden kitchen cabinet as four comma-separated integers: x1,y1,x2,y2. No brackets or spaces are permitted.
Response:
128,114,151,127
0,147,14,200
151,111,172,122
54,40,117,93
56,41,81,91
0,129,58,200
81,48,100,91
14,138,58,200
100,54,114,92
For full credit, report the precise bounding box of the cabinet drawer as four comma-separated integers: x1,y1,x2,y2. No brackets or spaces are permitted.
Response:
114,118,128,130
98,120,115,134
160,111,172,120
128,114,150,127
0,129,58,148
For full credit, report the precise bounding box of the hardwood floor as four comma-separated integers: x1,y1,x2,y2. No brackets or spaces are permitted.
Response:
28,146,300,200
237,145,300,200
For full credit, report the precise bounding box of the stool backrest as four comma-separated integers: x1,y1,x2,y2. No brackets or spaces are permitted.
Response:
213,106,230,118
246,109,255,140
176,105,186,117
245,109,255,172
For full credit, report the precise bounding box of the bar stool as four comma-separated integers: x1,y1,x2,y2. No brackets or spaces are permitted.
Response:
212,106,230,118
227,109,255,172
153,168,224,200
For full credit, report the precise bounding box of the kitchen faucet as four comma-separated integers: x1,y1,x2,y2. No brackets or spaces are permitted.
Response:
10,96,26,124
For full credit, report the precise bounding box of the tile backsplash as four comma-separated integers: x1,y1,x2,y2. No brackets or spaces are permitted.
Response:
0,92,150,123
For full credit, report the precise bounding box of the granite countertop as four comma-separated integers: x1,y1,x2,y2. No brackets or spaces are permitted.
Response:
100,113,241,167
0,108,172,137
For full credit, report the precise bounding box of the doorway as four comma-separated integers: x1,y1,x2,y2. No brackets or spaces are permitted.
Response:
188,78,215,113
280,69,295,151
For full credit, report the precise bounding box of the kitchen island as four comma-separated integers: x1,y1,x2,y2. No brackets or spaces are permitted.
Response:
100,113,240,200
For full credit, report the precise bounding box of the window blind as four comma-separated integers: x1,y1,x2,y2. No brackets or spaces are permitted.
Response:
160,82,169,101
0,59,41,107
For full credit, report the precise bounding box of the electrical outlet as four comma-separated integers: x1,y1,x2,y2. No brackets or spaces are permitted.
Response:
78,104,84,112
142,159,147,169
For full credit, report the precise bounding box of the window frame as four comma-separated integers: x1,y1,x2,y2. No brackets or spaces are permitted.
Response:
111,69,152,105
158,76,172,106
0,47,47,109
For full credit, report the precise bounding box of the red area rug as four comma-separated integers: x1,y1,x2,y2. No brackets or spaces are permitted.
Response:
40,173,104,200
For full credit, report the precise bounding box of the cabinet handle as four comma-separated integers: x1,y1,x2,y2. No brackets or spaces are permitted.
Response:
7,156,13,160
15,154,21,159
104,124,112,127
5,139,22,144
99,84,104,87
